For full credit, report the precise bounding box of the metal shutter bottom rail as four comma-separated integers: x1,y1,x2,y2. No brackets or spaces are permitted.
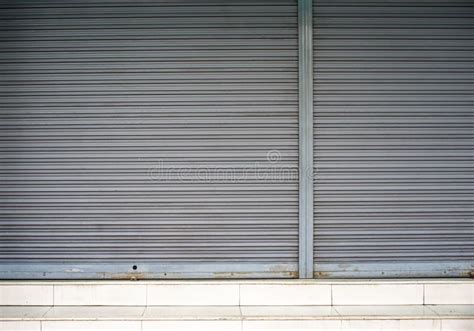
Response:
0,0,299,279
312,0,474,278
0,263,296,280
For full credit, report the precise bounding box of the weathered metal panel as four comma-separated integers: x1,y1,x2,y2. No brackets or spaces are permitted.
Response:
313,0,474,277
0,0,299,279
0,262,298,280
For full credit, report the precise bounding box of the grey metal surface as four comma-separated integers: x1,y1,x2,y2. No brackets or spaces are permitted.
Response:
0,0,299,278
313,0,474,277
298,0,314,279
0,262,297,280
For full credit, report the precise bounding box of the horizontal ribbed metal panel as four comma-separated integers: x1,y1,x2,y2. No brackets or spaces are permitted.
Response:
0,0,299,278
313,0,474,277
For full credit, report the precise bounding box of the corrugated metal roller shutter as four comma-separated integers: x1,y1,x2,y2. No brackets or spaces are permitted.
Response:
313,0,474,277
0,0,299,279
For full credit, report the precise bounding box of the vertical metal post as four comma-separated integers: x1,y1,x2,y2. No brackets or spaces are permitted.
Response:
298,0,314,279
